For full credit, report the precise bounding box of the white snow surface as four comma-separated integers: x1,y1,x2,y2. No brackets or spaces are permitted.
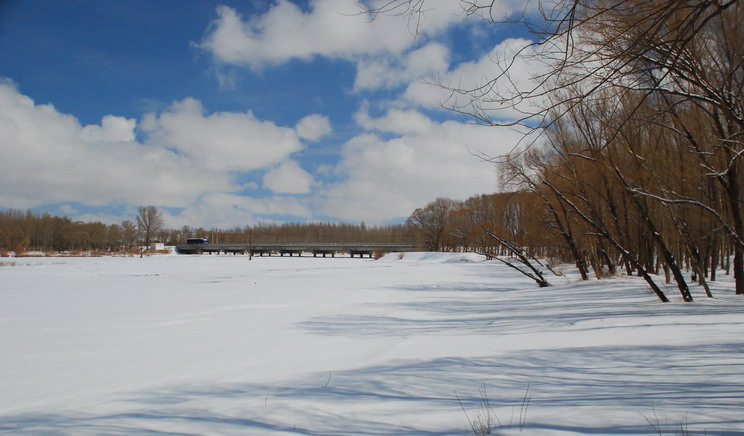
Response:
1,253,743,435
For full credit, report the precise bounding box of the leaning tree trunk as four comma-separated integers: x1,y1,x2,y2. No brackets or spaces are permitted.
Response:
482,227,552,287
633,197,694,302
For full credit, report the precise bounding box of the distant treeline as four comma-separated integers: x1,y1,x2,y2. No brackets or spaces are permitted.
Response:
0,209,418,254
0,209,141,254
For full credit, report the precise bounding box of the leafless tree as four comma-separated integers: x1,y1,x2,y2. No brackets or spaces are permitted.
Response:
407,197,459,251
136,206,164,249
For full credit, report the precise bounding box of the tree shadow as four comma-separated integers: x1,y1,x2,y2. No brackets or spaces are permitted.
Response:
298,277,744,338
3,342,743,435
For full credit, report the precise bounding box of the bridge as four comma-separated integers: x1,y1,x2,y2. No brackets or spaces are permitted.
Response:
174,242,419,258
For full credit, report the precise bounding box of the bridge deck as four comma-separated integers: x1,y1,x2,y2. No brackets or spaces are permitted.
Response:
175,243,418,257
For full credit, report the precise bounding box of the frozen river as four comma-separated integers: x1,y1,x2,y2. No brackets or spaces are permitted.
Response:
2,253,743,435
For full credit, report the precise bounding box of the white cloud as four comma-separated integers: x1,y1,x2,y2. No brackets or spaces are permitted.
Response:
355,106,434,136
353,42,450,91
403,38,546,121
319,109,526,222
196,2,547,126
196,1,476,93
0,81,327,228
295,114,332,141
197,1,538,96
143,98,303,172
0,82,232,209
165,193,312,229
81,115,136,143
263,160,314,194
197,2,414,69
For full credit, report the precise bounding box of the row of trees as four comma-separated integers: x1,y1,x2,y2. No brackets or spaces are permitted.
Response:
0,206,167,254
0,207,416,254
0,209,144,254
408,187,737,298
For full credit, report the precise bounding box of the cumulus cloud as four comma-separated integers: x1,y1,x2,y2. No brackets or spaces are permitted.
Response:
263,160,314,194
295,114,332,141
197,1,537,96
355,106,435,136
81,115,137,143
403,38,546,121
353,42,450,91
143,98,302,172
0,81,339,228
197,1,449,69
196,1,476,94
0,82,232,209
319,109,526,222
165,192,312,229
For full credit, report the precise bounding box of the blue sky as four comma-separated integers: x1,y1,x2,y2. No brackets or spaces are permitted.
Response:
0,0,538,228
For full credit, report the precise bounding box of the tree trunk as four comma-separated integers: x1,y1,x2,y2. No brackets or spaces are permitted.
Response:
618,176,688,300
710,235,718,281
726,168,744,294
645,217,693,302
663,263,671,284
550,200,589,280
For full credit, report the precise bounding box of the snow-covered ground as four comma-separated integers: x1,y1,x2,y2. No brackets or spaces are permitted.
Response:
1,252,743,435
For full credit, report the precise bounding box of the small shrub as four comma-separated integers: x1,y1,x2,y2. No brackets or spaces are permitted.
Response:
457,383,531,435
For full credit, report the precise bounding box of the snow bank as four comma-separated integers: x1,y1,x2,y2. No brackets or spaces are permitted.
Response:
377,251,488,263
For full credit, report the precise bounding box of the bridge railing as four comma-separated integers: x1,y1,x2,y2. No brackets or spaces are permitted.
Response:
175,241,419,255
202,242,418,248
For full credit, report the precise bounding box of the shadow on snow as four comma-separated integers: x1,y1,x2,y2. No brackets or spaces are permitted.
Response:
2,342,743,435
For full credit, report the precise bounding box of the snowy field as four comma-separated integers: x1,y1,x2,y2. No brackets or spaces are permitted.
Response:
1,252,743,435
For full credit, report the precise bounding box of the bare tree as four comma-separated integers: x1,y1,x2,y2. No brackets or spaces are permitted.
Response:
136,206,164,249
501,150,590,281
407,198,459,251
482,225,554,287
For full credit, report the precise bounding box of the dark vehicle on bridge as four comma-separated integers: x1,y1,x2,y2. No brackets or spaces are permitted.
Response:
186,238,209,245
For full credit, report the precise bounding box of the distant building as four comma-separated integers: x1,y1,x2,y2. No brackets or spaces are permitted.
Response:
151,242,165,251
